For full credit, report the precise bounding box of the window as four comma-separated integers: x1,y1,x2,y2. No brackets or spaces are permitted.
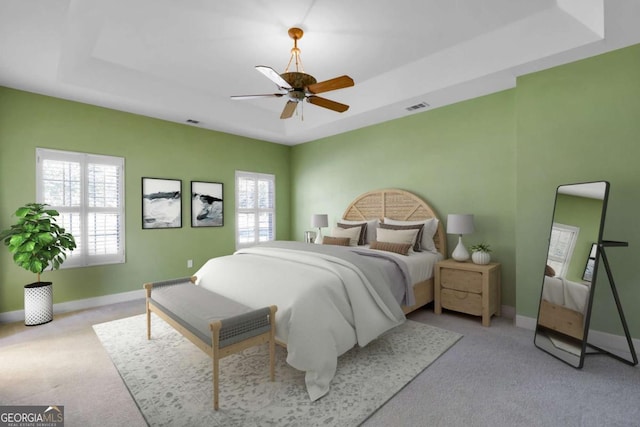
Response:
36,148,125,267
547,223,579,277
235,171,275,249
582,243,598,282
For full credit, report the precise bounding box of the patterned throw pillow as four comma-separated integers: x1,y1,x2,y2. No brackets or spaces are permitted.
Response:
383,217,439,253
370,240,412,255
322,236,351,246
375,227,420,252
378,222,424,252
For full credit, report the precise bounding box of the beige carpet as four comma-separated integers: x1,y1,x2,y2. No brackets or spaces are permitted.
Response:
0,301,147,427
93,313,462,427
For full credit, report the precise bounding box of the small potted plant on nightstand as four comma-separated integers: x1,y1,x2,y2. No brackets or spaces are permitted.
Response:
0,203,76,326
470,243,492,265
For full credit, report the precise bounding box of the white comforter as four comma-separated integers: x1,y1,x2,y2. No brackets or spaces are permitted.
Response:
542,276,590,314
194,242,406,401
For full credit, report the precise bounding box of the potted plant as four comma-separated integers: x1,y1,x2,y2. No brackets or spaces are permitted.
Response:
0,203,76,325
470,243,492,265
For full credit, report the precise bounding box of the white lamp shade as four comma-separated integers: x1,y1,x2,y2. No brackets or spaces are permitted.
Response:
311,214,329,228
446,214,475,235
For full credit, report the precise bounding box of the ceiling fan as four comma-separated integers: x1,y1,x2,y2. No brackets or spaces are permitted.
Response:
231,27,355,119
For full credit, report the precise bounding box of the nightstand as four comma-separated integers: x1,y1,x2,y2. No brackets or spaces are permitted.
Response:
434,259,501,326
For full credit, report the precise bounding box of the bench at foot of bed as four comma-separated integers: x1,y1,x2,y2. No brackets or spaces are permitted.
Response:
143,276,277,410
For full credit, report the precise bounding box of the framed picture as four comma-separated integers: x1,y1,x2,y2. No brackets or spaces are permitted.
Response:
141,177,182,229
582,243,598,282
191,181,223,227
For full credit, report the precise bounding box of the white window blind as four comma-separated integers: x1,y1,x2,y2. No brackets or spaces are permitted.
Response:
547,223,579,278
235,171,275,249
36,148,125,267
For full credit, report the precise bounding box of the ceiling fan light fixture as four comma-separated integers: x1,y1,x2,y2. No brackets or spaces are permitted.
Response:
230,27,354,120
280,72,316,88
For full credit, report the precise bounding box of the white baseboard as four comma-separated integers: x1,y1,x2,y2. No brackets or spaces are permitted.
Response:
516,314,639,359
0,289,144,324
515,314,538,331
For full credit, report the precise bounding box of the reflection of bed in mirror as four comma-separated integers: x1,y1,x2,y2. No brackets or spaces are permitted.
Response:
538,275,590,340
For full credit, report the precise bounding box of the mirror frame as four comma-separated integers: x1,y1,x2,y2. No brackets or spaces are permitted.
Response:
534,181,609,368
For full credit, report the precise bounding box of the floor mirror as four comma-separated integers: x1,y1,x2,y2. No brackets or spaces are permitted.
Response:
534,181,637,368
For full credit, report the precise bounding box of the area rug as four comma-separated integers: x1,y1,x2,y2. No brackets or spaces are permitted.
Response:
93,314,462,427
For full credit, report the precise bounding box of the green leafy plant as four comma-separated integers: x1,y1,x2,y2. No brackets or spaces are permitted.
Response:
470,243,492,253
0,203,77,282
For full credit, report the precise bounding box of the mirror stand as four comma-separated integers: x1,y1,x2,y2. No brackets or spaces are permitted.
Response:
534,181,638,368
584,241,638,366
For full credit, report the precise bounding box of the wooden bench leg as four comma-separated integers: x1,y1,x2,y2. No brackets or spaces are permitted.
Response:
269,305,277,381
144,284,152,340
211,321,221,411
212,352,220,410
146,308,151,340
269,339,275,382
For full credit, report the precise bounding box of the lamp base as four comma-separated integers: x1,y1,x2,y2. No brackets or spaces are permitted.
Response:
451,235,470,262
314,228,323,244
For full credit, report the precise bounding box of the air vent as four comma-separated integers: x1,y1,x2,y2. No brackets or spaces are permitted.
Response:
186,119,200,124
405,102,430,112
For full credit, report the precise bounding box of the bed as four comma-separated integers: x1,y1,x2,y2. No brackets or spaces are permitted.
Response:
538,275,590,340
341,189,447,313
193,189,446,401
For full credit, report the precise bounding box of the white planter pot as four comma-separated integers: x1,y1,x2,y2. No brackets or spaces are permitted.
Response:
472,251,491,265
24,282,53,326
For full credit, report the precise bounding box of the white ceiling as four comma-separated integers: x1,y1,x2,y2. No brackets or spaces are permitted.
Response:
558,182,607,199
1,0,640,145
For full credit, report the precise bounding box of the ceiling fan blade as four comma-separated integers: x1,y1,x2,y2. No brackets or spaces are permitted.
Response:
307,96,349,113
230,94,285,100
256,66,292,89
280,100,298,119
307,75,354,94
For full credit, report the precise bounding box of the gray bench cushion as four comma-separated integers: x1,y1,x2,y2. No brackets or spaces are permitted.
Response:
150,281,271,348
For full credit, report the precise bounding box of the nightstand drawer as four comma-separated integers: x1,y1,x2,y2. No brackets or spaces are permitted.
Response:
440,268,482,293
440,289,482,316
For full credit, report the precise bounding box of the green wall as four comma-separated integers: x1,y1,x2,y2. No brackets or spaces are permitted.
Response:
516,44,640,336
0,88,291,313
2,42,640,340
292,43,640,339
291,90,518,306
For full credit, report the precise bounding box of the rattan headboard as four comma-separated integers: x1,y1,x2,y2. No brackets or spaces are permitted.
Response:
341,189,447,257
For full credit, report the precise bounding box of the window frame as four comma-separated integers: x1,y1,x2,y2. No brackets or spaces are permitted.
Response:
547,222,579,278
36,148,125,268
235,170,276,250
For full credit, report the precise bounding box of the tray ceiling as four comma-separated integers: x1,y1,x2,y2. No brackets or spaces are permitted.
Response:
1,0,640,145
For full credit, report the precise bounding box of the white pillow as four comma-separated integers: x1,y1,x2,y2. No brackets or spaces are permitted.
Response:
339,218,379,244
328,226,361,246
383,217,439,253
375,227,420,250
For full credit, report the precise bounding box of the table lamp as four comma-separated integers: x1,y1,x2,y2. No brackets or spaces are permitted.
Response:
311,214,328,244
446,214,475,261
